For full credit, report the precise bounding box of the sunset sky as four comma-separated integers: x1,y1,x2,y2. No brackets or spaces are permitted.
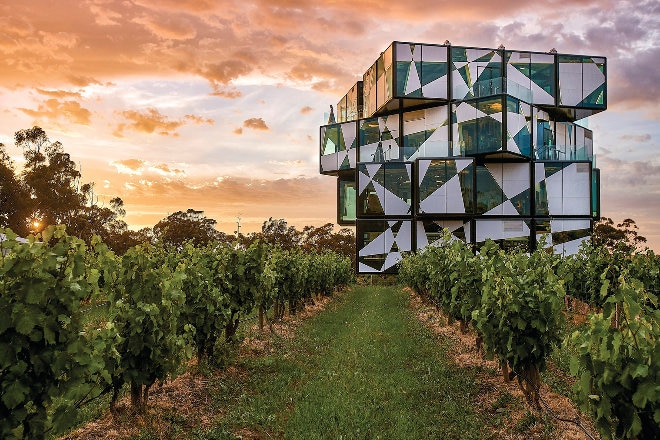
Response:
0,0,658,249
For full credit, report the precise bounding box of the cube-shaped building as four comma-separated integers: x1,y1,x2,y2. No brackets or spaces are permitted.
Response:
320,42,606,273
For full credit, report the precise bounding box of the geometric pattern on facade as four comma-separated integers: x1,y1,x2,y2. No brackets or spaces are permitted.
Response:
417,158,473,215
359,115,400,162
534,162,591,216
320,41,606,273
416,220,470,249
320,121,357,173
358,163,412,216
357,220,413,273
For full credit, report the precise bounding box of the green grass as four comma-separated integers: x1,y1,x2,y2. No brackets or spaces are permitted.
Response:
207,285,491,439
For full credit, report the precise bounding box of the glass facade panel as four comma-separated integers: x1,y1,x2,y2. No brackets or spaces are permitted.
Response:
358,115,400,163
321,42,604,271
476,165,503,214
358,163,411,217
403,106,450,159
506,97,532,156
417,158,473,215
338,177,356,224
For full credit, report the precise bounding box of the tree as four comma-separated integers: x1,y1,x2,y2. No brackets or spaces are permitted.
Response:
592,217,647,252
152,209,219,248
245,217,302,250
0,144,31,236
301,223,356,264
16,127,83,231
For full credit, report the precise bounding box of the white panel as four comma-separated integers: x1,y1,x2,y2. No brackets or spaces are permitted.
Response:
420,186,446,214
559,62,582,106
359,143,378,162
445,174,466,213
507,111,527,138
502,163,529,197
423,45,447,62
416,221,428,249
485,163,504,189
384,188,410,215
545,169,563,215
551,219,590,233
456,158,472,173
418,160,431,185
382,252,403,271
501,199,519,215
530,81,555,106
365,163,382,178
452,71,470,99
463,221,471,243
562,236,590,255
422,76,448,99
582,62,605,100
359,230,386,257
383,227,396,253
359,262,381,273
395,221,413,251
534,163,546,184
358,169,370,193
321,153,337,172
455,102,478,123
342,122,357,150
396,42,413,61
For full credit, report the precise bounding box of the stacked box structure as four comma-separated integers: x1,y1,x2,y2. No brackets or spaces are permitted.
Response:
320,42,606,273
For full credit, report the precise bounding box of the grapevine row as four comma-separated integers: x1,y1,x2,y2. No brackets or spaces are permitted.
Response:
399,233,658,440
0,226,353,439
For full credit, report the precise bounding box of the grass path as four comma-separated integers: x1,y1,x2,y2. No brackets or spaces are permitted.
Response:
208,285,490,439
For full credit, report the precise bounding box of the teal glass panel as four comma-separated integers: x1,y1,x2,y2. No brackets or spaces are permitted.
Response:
476,166,503,214
396,61,410,96
359,118,380,146
339,179,356,224
582,84,605,107
384,163,412,213
321,125,345,155
477,117,502,153
421,61,447,86
451,47,468,63
530,63,555,96
535,180,548,216
459,163,474,214
459,119,477,155
403,131,428,159
510,189,531,216
591,169,600,218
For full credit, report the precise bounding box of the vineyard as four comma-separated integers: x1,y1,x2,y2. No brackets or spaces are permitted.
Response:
399,233,659,440
0,226,353,439
1,226,659,439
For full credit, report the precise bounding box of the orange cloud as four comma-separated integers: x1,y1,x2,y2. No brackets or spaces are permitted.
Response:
243,117,268,131
300,106,313,114
111,159,146,174
233,127,243,135
114,108,211,136
132,14,197,40
18,99,92,125
152,163,185,175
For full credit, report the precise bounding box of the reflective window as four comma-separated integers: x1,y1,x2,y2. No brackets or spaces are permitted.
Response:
338,178,356,224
